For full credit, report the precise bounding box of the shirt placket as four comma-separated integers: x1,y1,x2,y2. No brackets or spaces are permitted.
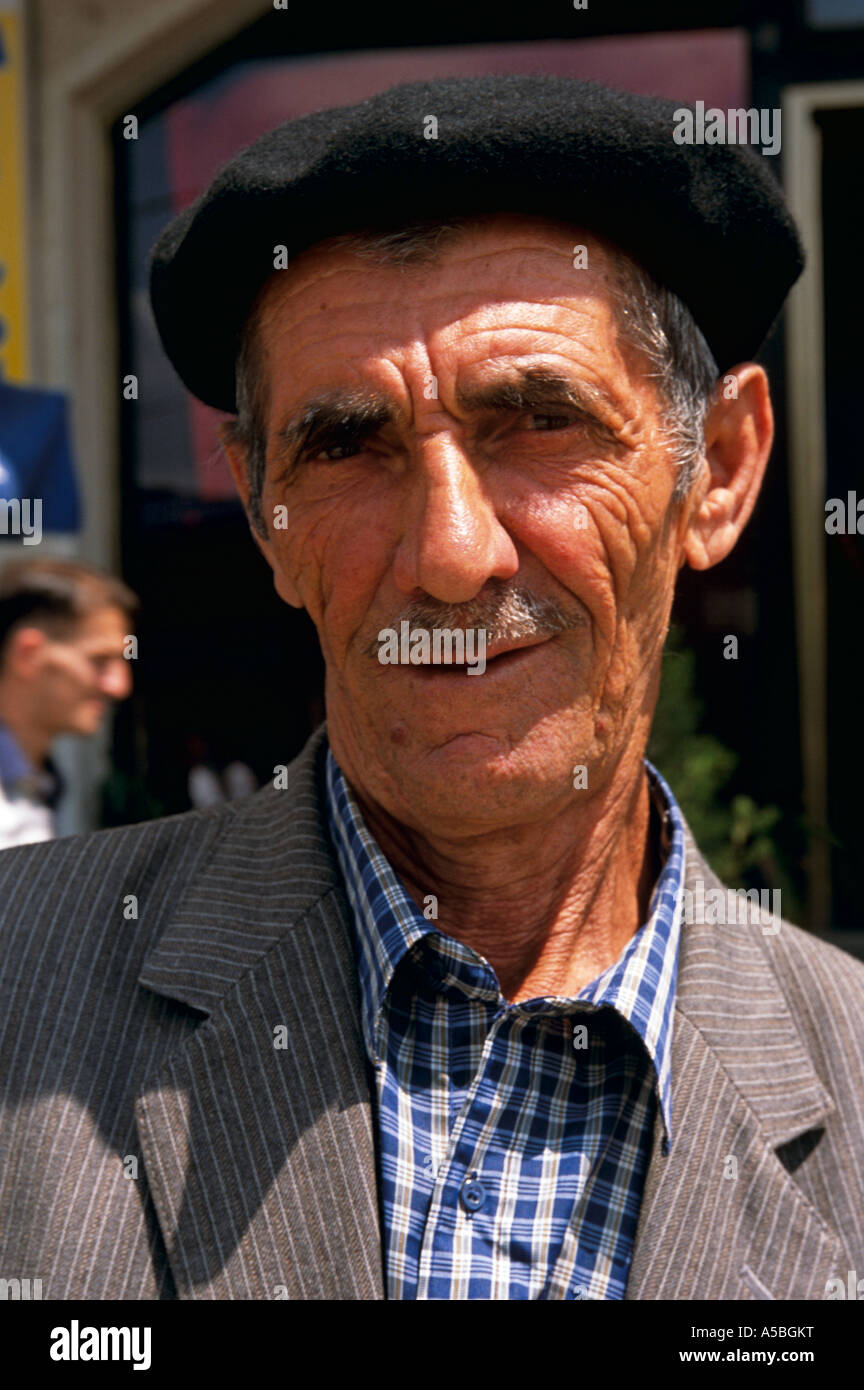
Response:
415,1003,509,1300
543,1036,657,1301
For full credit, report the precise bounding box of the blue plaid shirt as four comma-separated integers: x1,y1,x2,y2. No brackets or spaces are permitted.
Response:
325,745,685,1300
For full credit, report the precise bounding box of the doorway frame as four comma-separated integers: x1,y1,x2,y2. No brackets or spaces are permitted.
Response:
28,0,268,832
782,78,864,929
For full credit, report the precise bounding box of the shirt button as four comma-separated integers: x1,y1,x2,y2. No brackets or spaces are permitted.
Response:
460,1175,487,1213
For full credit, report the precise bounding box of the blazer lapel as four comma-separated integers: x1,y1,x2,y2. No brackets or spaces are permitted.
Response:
627,825,846,1300
135,725,385,1299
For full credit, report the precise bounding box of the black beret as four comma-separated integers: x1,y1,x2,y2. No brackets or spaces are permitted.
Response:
149,74,804,413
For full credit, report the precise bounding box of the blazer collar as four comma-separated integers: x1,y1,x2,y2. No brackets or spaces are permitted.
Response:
674,821,834,1147
138,722,339,1013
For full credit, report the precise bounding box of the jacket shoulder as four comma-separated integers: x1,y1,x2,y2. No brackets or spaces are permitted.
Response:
760,913,864,1030
0,799,237,953
683,823,864,1006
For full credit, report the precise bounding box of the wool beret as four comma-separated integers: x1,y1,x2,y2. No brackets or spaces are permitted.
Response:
149,74,804,413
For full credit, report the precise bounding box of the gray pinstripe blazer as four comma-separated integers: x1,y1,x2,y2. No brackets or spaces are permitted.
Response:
1,722,862,1300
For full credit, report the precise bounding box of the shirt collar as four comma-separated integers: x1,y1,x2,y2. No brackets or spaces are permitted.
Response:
325,743,685,1146
325,746,433,1056
0,721,61,807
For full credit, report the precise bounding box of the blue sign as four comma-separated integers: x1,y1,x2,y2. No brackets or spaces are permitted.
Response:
0,380,81,531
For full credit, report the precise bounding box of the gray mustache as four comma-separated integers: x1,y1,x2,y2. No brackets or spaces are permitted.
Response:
363,585,584,659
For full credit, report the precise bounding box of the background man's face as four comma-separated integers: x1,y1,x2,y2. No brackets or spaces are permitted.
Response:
32,605,133,737
239,216,706,832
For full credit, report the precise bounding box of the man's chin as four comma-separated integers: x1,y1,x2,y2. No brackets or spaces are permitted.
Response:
381,714,533,763
421,729,517,763
68,710,107,737
367,718,591,829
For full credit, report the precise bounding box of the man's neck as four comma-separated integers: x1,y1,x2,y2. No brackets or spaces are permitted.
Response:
352,757,659,1003
0,688,52,769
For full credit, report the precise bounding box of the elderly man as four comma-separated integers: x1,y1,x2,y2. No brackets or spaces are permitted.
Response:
0,76,861,1302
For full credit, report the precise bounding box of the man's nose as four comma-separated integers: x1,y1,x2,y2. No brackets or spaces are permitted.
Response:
100,660,133,701
392,436,519,602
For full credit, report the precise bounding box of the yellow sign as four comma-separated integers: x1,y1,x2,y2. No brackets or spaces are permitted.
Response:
0,0,30,381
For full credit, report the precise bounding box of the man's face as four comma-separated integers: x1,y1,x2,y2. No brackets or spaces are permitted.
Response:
229,217,722,833
32,605,133,737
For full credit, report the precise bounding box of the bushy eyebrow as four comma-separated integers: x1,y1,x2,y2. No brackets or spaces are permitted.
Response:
272,364,624,473
273,388,397,471
454,366,623,444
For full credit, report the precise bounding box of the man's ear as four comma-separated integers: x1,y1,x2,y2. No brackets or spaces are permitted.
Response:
218,421,304,608
683,363,774,571
6,627,48,680
219,421,253,512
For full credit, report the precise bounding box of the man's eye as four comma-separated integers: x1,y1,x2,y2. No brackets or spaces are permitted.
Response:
306,438,365,462
524,412,576,432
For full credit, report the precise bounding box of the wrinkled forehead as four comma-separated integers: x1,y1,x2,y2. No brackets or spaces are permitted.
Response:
248,214,632,346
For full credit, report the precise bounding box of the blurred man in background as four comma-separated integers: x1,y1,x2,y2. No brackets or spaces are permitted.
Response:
0,558,137,848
